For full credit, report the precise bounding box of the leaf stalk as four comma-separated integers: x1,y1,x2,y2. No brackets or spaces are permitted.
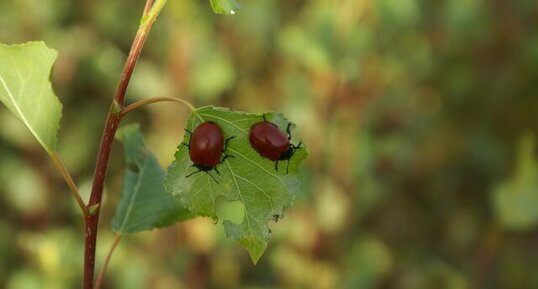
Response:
93,234,122,289
50,152,89,217
120,97,196,117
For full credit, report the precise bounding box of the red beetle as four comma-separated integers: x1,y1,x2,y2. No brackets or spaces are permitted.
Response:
183,121,234,182
249,116,301,173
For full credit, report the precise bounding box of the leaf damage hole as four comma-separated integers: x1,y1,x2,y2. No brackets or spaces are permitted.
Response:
215,197,245,225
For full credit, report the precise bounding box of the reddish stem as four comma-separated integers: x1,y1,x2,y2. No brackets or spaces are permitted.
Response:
83,4,159,288
144,0,155,15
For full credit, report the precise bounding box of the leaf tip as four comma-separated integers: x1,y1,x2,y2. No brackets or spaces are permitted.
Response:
249,250,263,265
210,0,241,15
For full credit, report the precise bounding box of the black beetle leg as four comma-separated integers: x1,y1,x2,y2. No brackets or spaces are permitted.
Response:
182,129,192,148
286,122,292,140
186,169,201,178
219,154,235,164
205,171,219,183
224,136,236,150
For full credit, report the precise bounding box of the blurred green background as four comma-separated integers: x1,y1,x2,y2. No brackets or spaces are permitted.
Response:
1,0,538,288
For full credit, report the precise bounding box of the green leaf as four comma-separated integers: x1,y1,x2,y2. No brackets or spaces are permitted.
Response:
113,124,193,234
164,106,307,263
493,134,538,230
0,41,62,154
210,0,240,15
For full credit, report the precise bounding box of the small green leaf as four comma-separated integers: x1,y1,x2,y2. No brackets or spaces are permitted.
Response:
164,106,307,263
493,134,538,230
210,0,240,15
113,124,193,234
0,41,62,154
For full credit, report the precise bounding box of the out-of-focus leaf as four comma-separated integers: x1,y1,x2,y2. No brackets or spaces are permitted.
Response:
493,134,538,230
0,41,62,154
344,238,393,288
192,51,235,102
112,124,193,234
164,106,307,263
210,0,240,15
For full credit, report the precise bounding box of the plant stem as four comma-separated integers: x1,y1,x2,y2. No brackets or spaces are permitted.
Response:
143,0,155,15
50,152,88,217
94,234,122,289
121,97,196,116
83,1,168,288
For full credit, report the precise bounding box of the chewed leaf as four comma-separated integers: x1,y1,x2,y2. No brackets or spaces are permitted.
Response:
210,0,240,15
164,106,307,263
113,124,193,235
0,42,62,154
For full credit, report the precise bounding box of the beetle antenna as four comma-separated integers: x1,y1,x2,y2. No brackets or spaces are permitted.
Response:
286,159,290,174
274,160,279,171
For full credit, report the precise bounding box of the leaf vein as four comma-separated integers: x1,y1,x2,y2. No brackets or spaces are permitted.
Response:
118,158,150,233
225,160,256,238
198,113,248,134
0,71,48,151
235,174,275,213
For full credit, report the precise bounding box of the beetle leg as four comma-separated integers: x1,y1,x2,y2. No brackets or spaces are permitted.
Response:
293,141,303,149
182,129,192,148
263,114,267,122
205,171,219,183
224,136,236,150
275,160,279,171
286,122,292,140
286,159,291,174
219,154,235,164
214,166,220,175
185,169,202,178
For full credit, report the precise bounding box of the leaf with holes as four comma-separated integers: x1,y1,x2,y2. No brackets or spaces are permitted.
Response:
0,41,62,154
164,106,307,263
210,0,240,15
112,124,193,234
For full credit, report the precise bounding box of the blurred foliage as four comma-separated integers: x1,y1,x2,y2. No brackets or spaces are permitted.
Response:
0,0,537,288
493,134,538,231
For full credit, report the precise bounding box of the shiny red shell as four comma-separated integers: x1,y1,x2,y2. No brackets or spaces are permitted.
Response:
249,122,290,161
189,121,225,167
